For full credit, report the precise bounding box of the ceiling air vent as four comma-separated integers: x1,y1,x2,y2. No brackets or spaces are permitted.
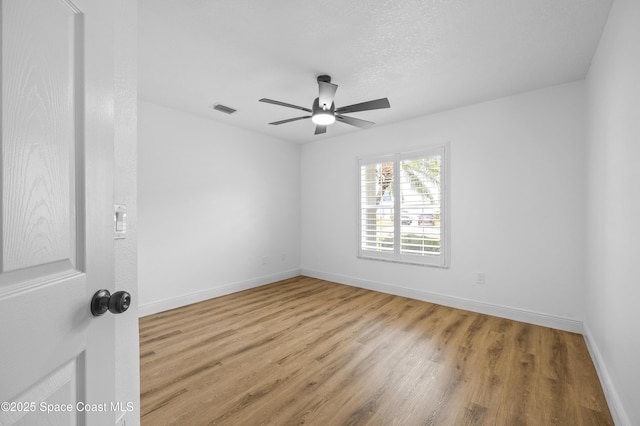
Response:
210,103,237,115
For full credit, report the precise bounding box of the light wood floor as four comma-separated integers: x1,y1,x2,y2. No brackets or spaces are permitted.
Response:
139,276,613,425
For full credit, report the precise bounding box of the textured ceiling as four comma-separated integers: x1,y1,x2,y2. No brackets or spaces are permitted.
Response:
138,0,612,144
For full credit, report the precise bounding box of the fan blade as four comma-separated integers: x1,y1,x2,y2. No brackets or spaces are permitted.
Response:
269,116,311,125
335,114,375,129
318,81,338,109
260,98,312,113
314,125,327,135
335,98,390,114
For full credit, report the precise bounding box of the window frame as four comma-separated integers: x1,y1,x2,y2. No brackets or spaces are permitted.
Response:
357,143,450,268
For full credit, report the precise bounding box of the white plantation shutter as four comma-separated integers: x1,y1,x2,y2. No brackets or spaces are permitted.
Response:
358,145,449,267
399,151,443,256
359,156,396,259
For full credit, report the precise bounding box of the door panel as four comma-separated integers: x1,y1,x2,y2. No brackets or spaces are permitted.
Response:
0,276,86,407
0,0,115,424
4,358,80,426
2,0,79,273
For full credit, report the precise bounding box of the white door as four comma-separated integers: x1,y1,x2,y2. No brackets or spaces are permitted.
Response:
1,0,118,425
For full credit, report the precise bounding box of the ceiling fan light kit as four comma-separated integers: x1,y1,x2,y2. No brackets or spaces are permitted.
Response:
311,111,335,125
260,75,390,135
311,97,336,125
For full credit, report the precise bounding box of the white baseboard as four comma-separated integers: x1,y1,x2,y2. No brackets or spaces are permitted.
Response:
301,269,583,333
583,323,631,426
138,269,302,317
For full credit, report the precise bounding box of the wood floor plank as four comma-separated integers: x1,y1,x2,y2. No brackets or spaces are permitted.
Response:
140,276,614,425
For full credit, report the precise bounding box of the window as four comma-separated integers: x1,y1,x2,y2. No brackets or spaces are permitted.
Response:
358,144,449,267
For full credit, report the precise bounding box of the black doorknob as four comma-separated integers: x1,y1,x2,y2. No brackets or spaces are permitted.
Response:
91,289,131,316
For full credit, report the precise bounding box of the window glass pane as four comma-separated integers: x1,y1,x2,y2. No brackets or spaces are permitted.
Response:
399,155,441,256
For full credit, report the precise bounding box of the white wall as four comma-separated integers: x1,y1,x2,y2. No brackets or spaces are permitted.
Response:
301,81,587,331
138,101,301,315
585,0,640,424
114,0,139,424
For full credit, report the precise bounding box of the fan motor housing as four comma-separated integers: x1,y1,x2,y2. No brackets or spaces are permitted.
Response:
312,97,335,114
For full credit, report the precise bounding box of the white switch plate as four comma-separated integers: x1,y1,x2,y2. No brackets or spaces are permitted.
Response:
114,204,127,239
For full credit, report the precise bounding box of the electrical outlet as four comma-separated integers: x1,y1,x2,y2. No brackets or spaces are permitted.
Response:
475,272,486,285
281,253,286,262
262,256,268,265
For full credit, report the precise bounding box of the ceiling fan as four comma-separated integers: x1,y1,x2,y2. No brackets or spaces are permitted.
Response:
259,75,390,135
